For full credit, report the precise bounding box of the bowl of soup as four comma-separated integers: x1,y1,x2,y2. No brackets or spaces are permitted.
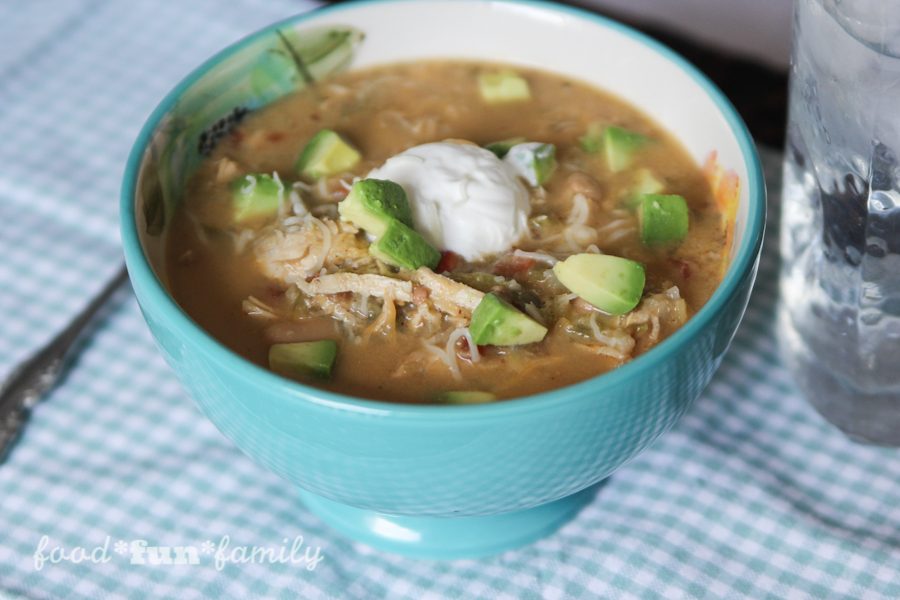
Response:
121,0,764,558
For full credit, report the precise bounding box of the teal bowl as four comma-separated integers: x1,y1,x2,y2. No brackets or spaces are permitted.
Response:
121,0,765,559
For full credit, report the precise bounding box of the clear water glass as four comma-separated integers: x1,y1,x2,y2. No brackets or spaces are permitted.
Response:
780,0,900,444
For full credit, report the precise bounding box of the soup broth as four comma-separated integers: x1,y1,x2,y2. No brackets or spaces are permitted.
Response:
166,61,726,403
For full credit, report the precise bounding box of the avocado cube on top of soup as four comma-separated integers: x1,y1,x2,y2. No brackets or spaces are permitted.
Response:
579,122,606,154
484,137,527,158
369,219,441,271
622,168,665,209
553,254,646,316
338,178,414,237
478,70,531,103
603,126,650,173
268,340,338,380
469,293,548,346
580,123,650,173
229,173,283,225
296,129,361,180
638,194,690,246
504,142,557,187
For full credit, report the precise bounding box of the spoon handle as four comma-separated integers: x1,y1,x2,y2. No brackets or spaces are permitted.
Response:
0,265,129,463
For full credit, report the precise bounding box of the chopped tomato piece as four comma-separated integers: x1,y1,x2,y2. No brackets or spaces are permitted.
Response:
670,258,692,280
436,251,461,273
493,256,535,278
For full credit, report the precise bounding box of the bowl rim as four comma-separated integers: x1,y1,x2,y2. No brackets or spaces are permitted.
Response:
120,0,766,419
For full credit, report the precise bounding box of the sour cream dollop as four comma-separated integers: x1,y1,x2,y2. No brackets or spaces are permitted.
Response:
366,141,530,261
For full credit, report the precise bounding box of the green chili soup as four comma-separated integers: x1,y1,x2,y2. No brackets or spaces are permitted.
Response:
166,61,726,403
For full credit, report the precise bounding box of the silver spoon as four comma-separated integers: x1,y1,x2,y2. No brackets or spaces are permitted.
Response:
0,264,129,463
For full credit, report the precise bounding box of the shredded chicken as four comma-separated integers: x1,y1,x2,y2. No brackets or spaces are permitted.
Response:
621,286,688,342
241,296,281,320
588,313,636,358
423,341,462,381
254,217,371,283
513,249,558,265
363,288,398,338
246,196,688,382
404,299,448,334
411,268,485,316
297,273,413,303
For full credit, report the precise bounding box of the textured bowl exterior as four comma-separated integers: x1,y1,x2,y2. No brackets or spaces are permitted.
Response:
133,264,756,516
122,0,765,519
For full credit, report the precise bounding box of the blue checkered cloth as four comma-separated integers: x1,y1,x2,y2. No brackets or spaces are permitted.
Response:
2,1,900,598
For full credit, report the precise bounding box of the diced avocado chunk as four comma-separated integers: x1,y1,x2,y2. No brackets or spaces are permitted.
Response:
484,137,526,158
469,293,548,346
339,178,413,237
504,142,557,186
604,126,650,172
268,340,337,380
579,122,605,154
229,173,283,224
552,254,645,316
369,219,441,271
478,70,531,103
623,168,665,209
638,194,690,246
296,129,361,180
435,391,497,404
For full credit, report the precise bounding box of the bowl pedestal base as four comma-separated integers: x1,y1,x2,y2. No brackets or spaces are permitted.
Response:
299,485,599,559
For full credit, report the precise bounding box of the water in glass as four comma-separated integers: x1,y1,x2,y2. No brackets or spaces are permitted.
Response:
781,0,900,444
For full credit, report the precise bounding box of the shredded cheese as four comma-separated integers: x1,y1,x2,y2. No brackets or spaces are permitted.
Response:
271,171,288,219
523,302,545,325
242,296,279,320
595,218,631,235
308,216,333,274
424,341,462,381
446,327,480,367
513,249,558,265
239,174,257,196
589,312,604,340
314,178,329,200
568,193,590,227
605,227,636,244
589,314,630,349
289,190,308,217
364,290,397,338
282,215,306,227
649,315,661,342
462,328,481,364
354,292,371,318
559,193,598,251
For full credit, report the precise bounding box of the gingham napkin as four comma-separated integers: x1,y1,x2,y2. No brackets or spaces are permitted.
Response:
2,2,900,598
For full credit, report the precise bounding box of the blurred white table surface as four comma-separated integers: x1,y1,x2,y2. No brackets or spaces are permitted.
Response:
579,0,792,69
